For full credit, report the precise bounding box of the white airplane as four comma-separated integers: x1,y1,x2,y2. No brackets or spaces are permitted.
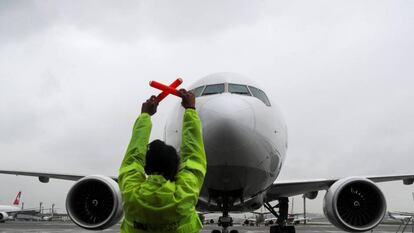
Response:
242,208,271,226
0,191,22,222
0,191,22,223
287,213,311,225
0,191,40,222
1,72,414,233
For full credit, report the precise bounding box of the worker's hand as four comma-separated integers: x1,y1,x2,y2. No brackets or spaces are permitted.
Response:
141,95,159,116
179,89,195,109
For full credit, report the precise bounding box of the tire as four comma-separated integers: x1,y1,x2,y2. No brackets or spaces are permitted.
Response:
269,225,296,233
286,226,296,233
270,225,281,233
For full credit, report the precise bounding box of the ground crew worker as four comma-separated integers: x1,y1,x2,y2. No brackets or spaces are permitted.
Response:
118,89,207,233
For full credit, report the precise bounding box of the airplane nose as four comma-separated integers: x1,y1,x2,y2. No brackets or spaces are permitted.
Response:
198,94,255,132
198,94,258,167
197,94,271,193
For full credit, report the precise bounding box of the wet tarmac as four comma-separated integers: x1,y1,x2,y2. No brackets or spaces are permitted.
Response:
0,222,409,233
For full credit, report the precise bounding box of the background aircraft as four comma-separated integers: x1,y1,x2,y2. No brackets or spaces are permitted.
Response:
0,191,38,222
1,73,414,233
0,191,22,222
243,209,270,226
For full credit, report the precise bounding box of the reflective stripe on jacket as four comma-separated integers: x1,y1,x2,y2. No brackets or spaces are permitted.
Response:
118,109,206,233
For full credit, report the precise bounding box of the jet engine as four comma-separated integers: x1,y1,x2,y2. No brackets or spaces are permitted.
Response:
66,175,123,230
323,177,386,232
0,212,8,221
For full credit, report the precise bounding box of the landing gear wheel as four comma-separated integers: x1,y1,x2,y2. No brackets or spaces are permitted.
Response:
270,225,280,233
286,226,296,233
212,230,221,233
229,230,239,233
269,225,296,233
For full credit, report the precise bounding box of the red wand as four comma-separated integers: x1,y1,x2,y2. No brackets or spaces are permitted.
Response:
149,78,183,102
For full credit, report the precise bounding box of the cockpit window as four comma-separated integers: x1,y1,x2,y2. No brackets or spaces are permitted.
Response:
202,84,225,96
228,84,251,96
248,86,271,106
190,86,205,97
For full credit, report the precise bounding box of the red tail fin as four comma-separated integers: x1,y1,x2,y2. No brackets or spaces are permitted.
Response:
13,191,21,206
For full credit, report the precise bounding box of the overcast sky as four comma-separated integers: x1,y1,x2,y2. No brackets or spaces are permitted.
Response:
0,0,413,214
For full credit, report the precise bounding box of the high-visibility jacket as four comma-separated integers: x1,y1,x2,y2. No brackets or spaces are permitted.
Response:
118,109,207,233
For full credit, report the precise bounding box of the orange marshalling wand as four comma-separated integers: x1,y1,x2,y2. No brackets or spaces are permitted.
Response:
150,78,183,102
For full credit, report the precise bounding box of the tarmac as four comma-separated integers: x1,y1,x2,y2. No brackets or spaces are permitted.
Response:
0,222,410,233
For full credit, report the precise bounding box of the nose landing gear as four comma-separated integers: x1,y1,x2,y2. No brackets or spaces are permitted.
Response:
210,215,239,233
210,193,240,233
211,207,239,233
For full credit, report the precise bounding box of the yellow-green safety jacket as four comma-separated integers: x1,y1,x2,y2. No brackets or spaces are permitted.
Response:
118,109,207,233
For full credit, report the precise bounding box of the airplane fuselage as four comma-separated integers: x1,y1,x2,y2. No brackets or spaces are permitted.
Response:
164,73,288,212
0,205,20,212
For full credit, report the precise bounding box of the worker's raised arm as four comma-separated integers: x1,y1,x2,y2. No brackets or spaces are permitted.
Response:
176,90,207,194
118,96,158,192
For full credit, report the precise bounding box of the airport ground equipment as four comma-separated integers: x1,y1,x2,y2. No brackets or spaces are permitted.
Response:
388,211,414,233
388,192,414,232
394,217,414,233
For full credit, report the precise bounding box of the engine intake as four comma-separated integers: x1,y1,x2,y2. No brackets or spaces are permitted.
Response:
323,177,386,232
66,175,123,230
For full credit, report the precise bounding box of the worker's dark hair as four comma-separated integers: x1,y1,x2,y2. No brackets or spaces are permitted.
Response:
145,139,180,181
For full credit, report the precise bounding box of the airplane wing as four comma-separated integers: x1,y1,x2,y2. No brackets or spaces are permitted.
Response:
387,211,414,222
0,170,118,182
388,211,414,217
265,174,414,200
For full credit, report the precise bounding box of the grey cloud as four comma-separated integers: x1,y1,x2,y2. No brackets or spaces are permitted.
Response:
0,0,267,44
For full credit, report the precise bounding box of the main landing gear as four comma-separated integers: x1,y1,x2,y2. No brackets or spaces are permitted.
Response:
264,197,295,233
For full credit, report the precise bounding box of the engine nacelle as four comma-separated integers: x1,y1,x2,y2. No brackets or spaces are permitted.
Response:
0,212,8,221
66,175,123,230
323,177,386,232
